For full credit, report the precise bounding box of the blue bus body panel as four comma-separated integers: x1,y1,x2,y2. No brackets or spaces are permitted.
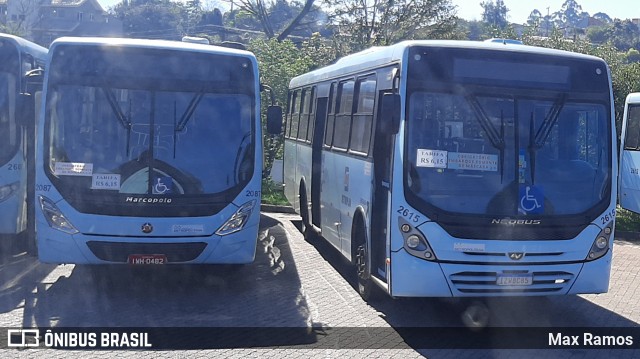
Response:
0,150,26,235
36,182,261,264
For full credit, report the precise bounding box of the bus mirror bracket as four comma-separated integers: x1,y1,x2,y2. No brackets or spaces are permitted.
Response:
381,93,401,134
267,106,283,135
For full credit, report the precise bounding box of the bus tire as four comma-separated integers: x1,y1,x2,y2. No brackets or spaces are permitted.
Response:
354,221,377,301
299,183,314,241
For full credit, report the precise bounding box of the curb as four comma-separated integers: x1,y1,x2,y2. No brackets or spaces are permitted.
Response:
261,203,296,214
614,230,640,242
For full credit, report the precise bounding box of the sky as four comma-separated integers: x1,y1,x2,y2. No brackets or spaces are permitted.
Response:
96,0,638,24
451,0,639,24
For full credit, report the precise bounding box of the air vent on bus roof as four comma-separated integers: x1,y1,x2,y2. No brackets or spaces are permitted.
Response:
182,36,210,45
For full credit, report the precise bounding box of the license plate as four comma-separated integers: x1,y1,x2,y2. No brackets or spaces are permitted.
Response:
496,274,532,286
127,254,167,265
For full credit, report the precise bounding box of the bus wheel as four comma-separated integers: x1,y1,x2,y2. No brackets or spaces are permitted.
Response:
299,185,314,241
355,227,376,301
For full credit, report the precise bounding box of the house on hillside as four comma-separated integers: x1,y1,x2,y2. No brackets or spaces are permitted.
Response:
32,0,122,46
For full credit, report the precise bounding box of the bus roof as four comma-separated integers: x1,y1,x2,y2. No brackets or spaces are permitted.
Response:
0,33,48,59
49,37,256,61
289,40,606,89
626,92,640,105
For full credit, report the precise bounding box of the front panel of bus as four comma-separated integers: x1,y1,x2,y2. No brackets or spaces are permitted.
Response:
390,46,615,297
35,42,262,264
0,39,27,236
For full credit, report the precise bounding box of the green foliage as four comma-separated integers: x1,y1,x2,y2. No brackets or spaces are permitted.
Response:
261,178,289,205
616,207,640,232
522,31,640,143
323,0,460,53
249,34,337,176
480,0,509,30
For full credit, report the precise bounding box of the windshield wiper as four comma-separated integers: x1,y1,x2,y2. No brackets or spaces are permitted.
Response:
528,95,567,184
465,95,505,150
533,94,566,148
173,92,204,159
101,87,132,155
175,92,204,132
465,94,506,182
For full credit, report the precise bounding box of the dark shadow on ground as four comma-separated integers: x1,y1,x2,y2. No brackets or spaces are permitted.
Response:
17,214,317,349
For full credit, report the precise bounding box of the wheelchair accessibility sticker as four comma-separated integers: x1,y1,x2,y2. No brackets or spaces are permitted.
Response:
519,185,544,214
152,176,173,194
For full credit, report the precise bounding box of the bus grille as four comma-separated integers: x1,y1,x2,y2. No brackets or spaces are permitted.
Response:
86,241,207,263
449,271,574,294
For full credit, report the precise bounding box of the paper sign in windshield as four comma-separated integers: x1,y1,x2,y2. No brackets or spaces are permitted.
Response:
416,149,447,168
54,162,93,176
91,174,121,190
448,152,498,172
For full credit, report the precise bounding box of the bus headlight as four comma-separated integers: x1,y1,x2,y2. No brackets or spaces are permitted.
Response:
399,217,437,261
586,222,613,261
39,195,79,234
0,181,19,203
215,200,256,236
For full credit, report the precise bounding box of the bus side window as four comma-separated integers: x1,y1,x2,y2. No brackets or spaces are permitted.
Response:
298,88,311,141
333,80,354,150
306,87,316,143
324,83,336,147
285,91,293,138
290,89,301,140
624,105,640,150
349,77,375,155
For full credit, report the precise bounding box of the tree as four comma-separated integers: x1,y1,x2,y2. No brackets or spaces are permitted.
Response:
249,34,336,174
324,0,459,54
480,0,509,30
225,0,317,41
592,12,612,24
112,0,186,39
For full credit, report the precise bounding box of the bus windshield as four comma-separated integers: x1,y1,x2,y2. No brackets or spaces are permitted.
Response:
406,92,610,217
43,44,258,217
0,71,18,166
46,85,253,196
404,48,611,221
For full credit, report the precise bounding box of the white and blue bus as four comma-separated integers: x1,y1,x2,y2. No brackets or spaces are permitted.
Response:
284,40,616,299
0,33,46,255
35,37,280,265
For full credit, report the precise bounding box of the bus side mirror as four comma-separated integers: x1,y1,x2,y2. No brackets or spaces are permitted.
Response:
16,93,35,128
380,93,401,134
266,105,282,135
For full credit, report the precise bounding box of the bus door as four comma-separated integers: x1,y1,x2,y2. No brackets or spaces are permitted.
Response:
311,97,328,228
370,91,395,280
619,93,640,213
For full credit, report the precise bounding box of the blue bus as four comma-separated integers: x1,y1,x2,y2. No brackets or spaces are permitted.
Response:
0,33,46,255
35,37,280,265
284,40,616,300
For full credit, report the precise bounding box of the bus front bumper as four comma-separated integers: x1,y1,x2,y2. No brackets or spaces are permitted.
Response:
390,249,611,297
36,222,258,265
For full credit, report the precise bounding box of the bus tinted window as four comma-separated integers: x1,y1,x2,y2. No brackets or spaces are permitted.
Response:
350,78,376,154
298,88,311,141
324,84,336,146
290,89,301,140
333,81,354,149
306,87,315,142
624,105,640,150
0,72,18,164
